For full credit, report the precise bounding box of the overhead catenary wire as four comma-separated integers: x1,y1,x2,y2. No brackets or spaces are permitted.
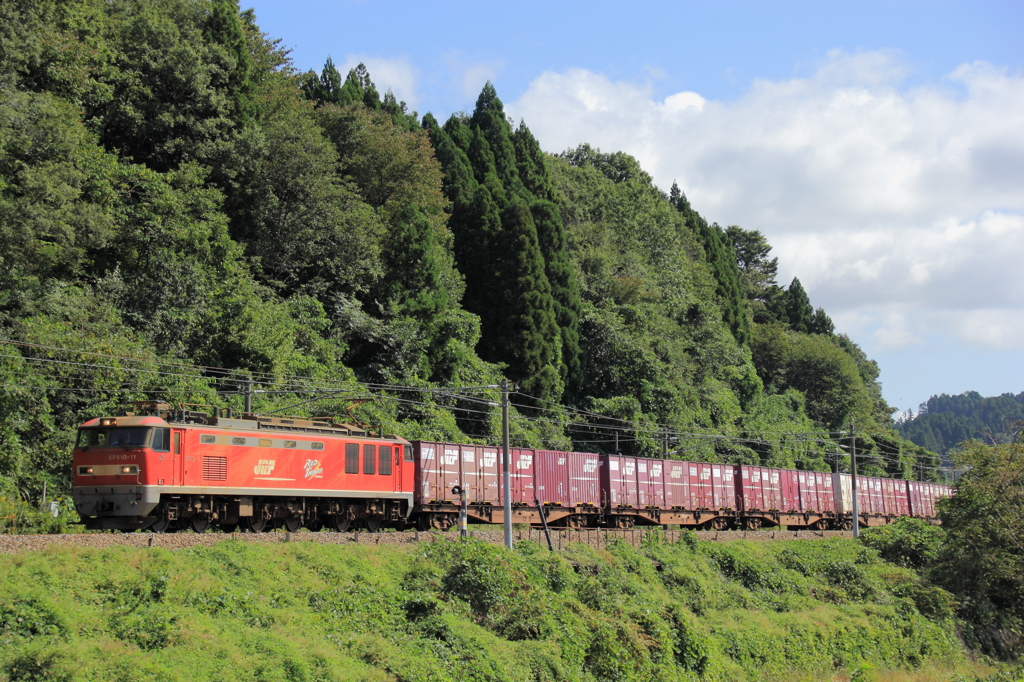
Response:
1,339,956,476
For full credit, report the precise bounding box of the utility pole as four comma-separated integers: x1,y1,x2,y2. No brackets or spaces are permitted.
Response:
501,379,512,549
614,431,619,454
663,430,668,457
458,487,468,539
244,377,254,414
850,422,859,538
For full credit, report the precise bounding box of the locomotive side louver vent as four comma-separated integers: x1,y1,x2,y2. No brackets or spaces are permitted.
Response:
203,456,227,481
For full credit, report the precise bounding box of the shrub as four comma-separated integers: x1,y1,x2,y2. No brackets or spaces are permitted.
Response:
859,516,944,569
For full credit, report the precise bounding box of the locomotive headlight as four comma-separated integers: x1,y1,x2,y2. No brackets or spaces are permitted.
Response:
100,418,116,426
120,465,138,474
78,466,94,475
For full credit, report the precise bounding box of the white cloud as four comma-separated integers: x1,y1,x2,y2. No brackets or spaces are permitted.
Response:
507,52,1024,352
442,52,504,100
340,55,419,109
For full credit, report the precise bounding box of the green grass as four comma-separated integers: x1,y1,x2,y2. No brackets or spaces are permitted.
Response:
0,537,982,681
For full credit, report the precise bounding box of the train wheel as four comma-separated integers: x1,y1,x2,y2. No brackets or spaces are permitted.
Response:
191,517,211,533
744,518,763,530
431,514,454,531
220,523,238,534
151,518,172,533
416,514,432,531
244,516,268,533
711,517,729,530
364,516,382,533
283,515,302,533
614,516,634,529
332,514,351,532
306,517,324,533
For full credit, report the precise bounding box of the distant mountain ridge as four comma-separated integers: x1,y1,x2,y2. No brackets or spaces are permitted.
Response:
897,391,1024,457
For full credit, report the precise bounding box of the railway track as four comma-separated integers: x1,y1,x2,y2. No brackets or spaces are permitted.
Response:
0,527,853,554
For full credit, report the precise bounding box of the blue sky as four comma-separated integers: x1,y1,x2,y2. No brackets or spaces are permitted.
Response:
251,0,1024,415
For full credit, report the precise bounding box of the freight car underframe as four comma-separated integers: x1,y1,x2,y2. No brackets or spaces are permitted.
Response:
75,485,413,533
416,502,604,530
414,504,931,532
607,508,927,531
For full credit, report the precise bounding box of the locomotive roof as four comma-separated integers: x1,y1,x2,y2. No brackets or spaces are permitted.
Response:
78,414,409,443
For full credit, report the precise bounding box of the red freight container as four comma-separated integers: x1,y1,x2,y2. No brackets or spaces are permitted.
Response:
636,458,654,507
798,471,818,512
907,481,923,517
664,460,690,509
816,472,836,513
481,446,500,503
880,478,897,515
764,468,783,510
711,464,736,509
780,469,800,511
739,466,764,511
646,459,669,509
460,444,501,504
603,454,639,508
892,479,909,516
567,451,602,508
414,441,462,504
621,457,640,507
510,448,536,505
535,450,569,507
852,476,881,515
694,463,714,509
922,482,934,517
870,477,885,515
852,476,869,515
685,463,702,508
858,477,874,514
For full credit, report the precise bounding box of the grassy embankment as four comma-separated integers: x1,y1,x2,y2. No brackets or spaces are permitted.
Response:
0,535,1006,681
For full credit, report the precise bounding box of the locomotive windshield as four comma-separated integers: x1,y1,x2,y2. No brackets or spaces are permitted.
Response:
76,427,170,450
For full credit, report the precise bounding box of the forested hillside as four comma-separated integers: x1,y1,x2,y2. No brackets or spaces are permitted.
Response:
0,0,941,511
897,391,1024,457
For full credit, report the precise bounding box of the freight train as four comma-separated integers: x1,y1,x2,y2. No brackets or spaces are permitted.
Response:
72,403,953,532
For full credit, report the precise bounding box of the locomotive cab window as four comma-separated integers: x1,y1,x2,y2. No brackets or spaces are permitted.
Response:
404,446,414,462
76,427,154,449
152,428,171,452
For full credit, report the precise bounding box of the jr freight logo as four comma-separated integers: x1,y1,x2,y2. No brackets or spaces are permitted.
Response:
254,459,276,476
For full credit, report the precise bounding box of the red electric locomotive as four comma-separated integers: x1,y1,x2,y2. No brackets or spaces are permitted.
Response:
73,402,414,532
